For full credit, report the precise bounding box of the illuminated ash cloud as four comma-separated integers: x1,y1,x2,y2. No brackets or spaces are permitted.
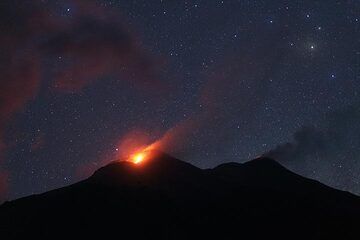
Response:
0,170,9,202
0,0,165,197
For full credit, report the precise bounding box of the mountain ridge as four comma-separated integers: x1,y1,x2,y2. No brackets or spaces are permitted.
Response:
1,152,359,239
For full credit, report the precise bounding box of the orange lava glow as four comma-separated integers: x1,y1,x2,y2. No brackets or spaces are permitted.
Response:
116,131,162,164
128,144,155,164
132,152,146,164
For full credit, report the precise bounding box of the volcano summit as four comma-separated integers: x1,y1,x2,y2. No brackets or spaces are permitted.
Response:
1,152,359,239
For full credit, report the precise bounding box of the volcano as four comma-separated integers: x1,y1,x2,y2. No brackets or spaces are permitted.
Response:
1,152,359,239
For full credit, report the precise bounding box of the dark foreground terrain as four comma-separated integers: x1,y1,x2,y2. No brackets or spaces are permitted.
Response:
1,151,359,239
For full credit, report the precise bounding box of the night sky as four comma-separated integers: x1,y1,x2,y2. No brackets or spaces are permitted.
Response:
0,0,359,201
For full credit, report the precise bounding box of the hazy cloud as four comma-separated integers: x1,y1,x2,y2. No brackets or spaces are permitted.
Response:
266,103,360,194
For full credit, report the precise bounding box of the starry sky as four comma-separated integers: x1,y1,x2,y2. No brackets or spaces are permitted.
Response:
0,0,359,201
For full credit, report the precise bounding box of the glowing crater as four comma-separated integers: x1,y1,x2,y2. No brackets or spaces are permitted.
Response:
132,152,146,164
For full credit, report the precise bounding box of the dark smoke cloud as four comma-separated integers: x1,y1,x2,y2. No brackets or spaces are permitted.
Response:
0,0,165,198
266,103,360,194
42,1,165,92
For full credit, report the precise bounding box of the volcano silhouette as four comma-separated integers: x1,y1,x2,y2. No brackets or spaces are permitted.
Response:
1,151,359,239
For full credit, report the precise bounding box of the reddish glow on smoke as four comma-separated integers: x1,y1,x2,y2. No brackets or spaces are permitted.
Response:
116,117,198,165
115,130,158,164
127,142,159,164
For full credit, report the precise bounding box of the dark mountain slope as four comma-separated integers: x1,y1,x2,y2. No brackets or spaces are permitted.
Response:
1,152,359,239
212,157,356,198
